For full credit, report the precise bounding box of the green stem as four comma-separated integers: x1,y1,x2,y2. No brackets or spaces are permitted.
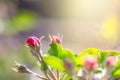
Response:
59,72,66,80
36,50,57,80
56,70,59,80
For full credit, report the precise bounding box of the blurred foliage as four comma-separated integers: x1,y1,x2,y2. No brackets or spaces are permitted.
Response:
0,2,38,79
112,60,120,78
101,14,118,43
76,48,120,78
0,46,36,80
5,10,37,35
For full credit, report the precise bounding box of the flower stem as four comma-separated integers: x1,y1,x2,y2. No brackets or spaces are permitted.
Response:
36,50,57,80
27,68,48,80
56,70,59,80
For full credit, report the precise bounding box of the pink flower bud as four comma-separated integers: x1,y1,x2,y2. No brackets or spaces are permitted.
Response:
26,36,40,47
105,56,116,67
64,58,73,74
83,56,98,71
64,59,73,70
52,36,61,44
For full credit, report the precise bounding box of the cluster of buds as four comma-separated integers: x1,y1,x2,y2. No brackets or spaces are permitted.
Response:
49,35,62,44
13,35,62,80
12,35,119,80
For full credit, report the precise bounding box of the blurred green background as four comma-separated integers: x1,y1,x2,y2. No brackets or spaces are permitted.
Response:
0,0,120,80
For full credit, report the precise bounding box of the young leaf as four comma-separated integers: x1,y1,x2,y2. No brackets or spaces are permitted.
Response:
76,48,98,65
98,50,108,66
59,49,75,63
112,68,120,78
43,56,65,71
48,43,75,64
108,50,120,56
48,43,62,57
112,59,120,78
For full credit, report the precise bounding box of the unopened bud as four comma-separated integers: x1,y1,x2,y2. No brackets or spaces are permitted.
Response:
83,56,98,71
26,36,40,48
12,61,28,73
105,56,116,68
64,58,73,75
52,36,61,44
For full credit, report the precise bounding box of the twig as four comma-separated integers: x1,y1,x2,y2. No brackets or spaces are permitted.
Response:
27,69,48,80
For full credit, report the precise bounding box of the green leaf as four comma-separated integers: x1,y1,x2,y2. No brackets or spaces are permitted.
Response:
108,50,120,56
112,68,120,78
48,43,62,57
112,59,120,78
5,10,36,35
98,50,108,66
48,43,75,63
76,48,98,65
43,56,65,71
94,69,102,74
59,49,75,63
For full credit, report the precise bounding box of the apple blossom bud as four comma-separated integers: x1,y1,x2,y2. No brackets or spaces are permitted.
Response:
105,56,116,67
64,58,73,75
52,36,61,44
26,36,40,48
83,56,98,71
64,59,73,70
